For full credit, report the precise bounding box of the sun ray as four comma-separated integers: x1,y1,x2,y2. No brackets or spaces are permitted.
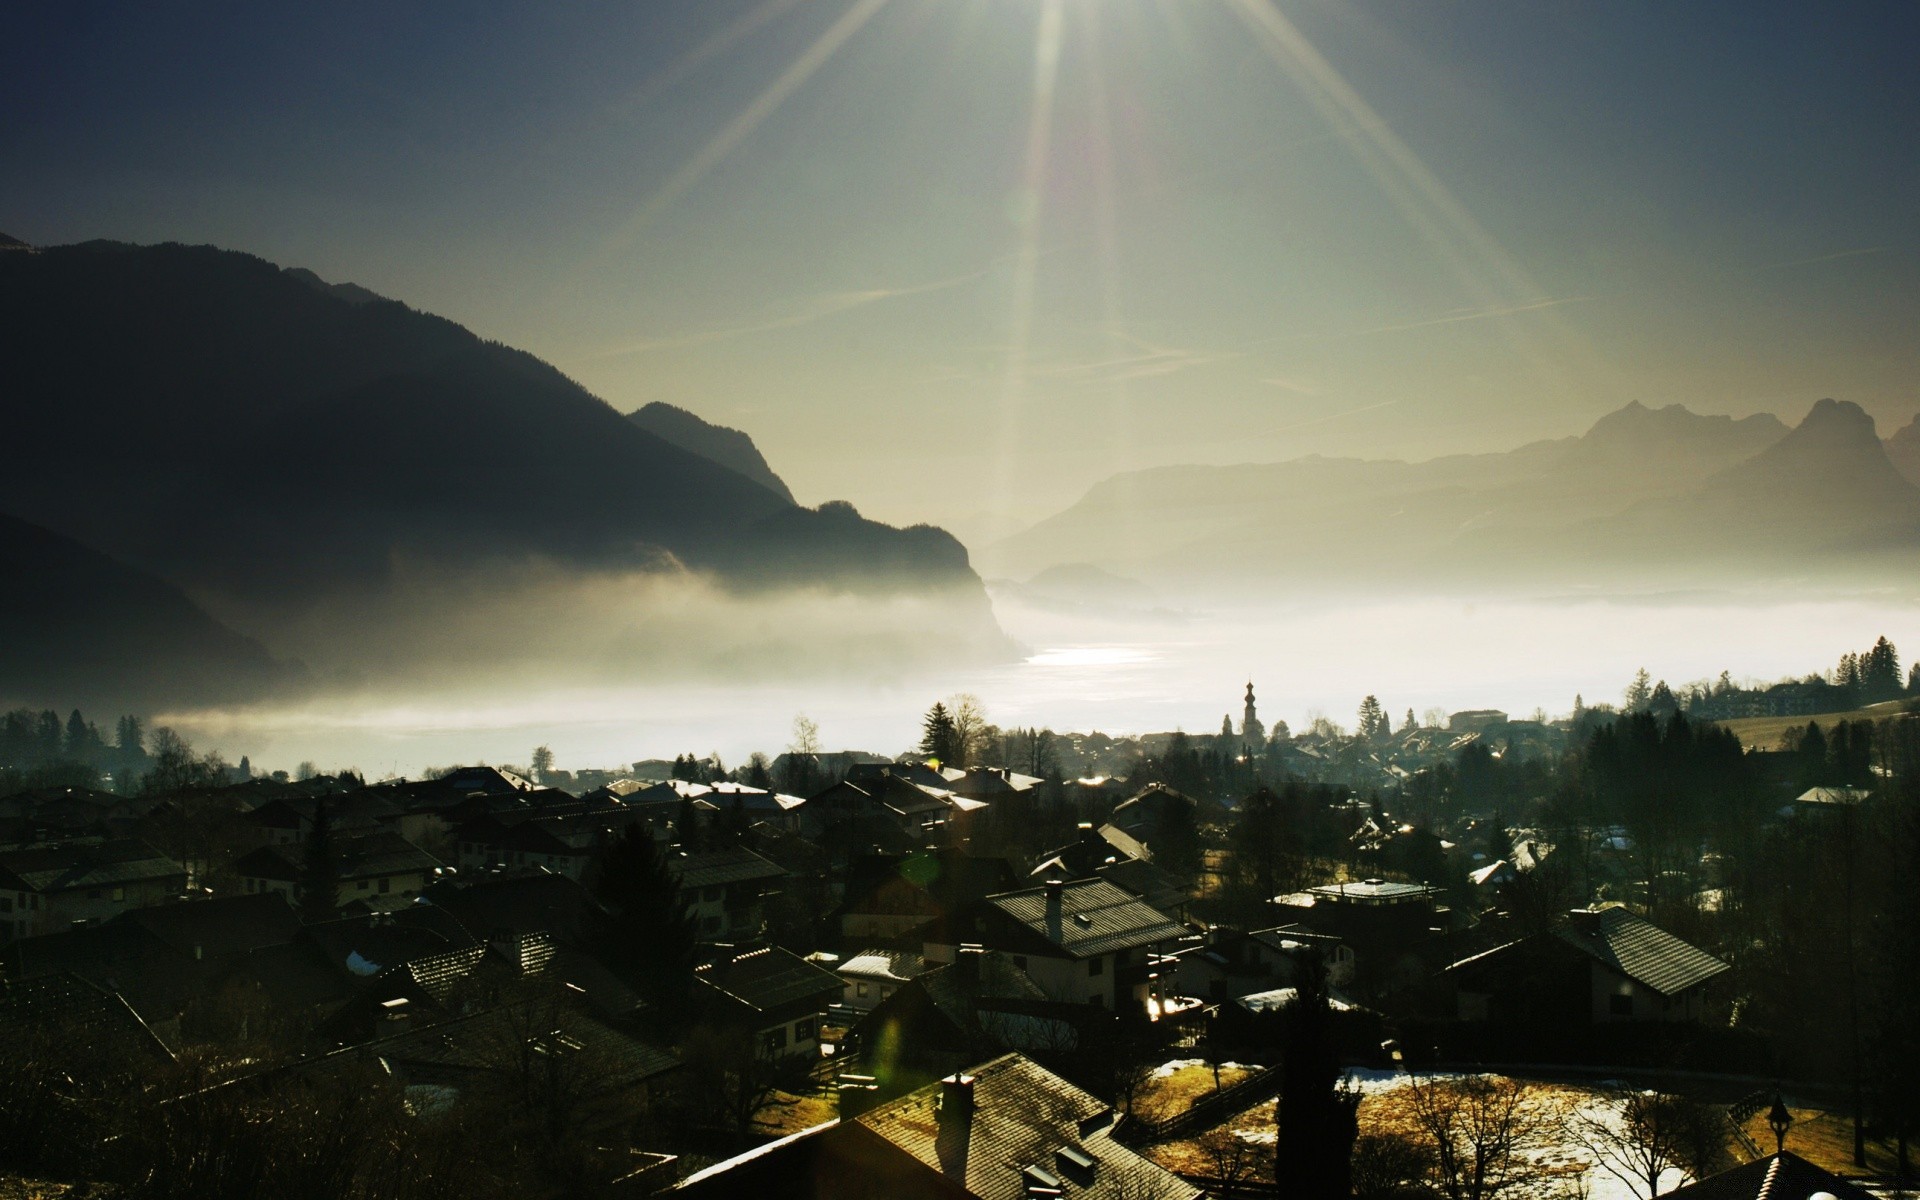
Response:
611,0,806,115
992,0,1067,521
1227,0,1606,400
598,0,892,257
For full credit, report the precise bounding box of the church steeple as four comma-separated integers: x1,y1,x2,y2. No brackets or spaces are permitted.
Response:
1241,680,1265,746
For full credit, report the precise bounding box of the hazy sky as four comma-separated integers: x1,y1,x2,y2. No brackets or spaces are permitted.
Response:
7,1,1917,534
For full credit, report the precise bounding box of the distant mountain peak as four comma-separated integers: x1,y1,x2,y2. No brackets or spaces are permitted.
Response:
0,232,33,252
626,401,795,504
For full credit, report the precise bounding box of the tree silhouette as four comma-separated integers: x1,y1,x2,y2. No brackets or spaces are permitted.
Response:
920,702,958,766
585,824,696,1012
298,800,342,923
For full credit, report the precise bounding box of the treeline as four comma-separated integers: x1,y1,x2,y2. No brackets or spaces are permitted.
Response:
0,706,257,797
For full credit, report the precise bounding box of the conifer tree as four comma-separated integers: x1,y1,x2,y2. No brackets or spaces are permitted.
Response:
920,702,958,765
1274,949,1360,1197
586,824,696,1011
298,800,342,923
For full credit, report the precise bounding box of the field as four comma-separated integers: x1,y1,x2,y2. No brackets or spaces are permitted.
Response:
1714,700,1911,750
1142,1068,1907,1196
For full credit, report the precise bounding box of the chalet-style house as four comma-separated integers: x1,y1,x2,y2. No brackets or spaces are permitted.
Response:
926,878,1189,1012
835,948,930,1011
837,850,1019,945
1446,905,1730,1024
678,1053,1201,1199
0,839,188,940
670,847,788,939
1272,878,1453,992
1169,924,1355,1002
234,830,445,912
693,944,844,1060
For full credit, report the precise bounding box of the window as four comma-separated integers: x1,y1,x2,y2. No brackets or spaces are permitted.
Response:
0,898,11,913
704,886,724,902
1609,993,1633,1017
1088,956,1104,977
794,1017,816,1041
379,877,391,894
358,879,371,891
763,1027,788,1054
856,983,869,998
112,887,125,902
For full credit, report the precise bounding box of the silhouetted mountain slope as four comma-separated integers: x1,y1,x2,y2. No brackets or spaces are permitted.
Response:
628,402,795,503
0,513,292,710
982,399,1920,591
1887,414,1920,487
0,241,1007,686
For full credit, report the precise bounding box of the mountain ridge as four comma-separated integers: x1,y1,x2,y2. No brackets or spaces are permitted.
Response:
626,401,795,503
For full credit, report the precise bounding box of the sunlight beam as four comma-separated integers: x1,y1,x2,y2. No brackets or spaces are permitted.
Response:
599,0,891,255
992,0,1067,521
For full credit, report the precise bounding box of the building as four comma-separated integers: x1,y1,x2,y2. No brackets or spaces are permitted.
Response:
1271,878,1452,993
670,847,788,939
836,948,929,1011
233,831,445,912
1661,1150,1873,1200
1446,906,1730,1024
928,878,1189,1012
678,1053,1201,1199
0,839,188,940
694,944,844,1060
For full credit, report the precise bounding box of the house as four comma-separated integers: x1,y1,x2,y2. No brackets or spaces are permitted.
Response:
1660,1150,1873,1200
0,839,189,939
927,878,1189,1012
694,944,844,1059
836,948,929,1011
679,1054,1199,1199
1271,878,1453,993
837,850,1019,945
1446,905,1729,1024
1029,825,1191,921
233,830,445,912
853,1055,1203,1199
851,949,1086,1089
670,847,788,939
1168,924,1354,1002
1105,782,1225,839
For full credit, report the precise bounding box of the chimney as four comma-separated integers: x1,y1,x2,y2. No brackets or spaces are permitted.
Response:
1570,908,1601,936
1045,879,1064,939
955,944,982,986
936,1074,975,1179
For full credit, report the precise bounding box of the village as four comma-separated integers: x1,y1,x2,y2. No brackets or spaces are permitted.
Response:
0,653,1916,1200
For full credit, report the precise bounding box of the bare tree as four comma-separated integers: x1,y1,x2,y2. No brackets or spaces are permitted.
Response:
1404,1074,1550,1200
789,713,821,757
1563,1090,1728,1198
1351,1133,1433,1200
1197,1124,1263,1196
947,694,988,769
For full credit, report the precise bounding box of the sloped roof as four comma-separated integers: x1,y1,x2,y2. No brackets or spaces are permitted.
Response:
1093,858,1187,915
839,949,928,984
0,838,186,893
987,879,1187,959
696,945,842,1017
915,953,1050,1031
672,847,787,890
855,1053,1202,1200
419,872,591,940
1554,907,1729,996
1661,1151,1873,1200
676,1118,971,1199
124,893,302,958
233,831,443,883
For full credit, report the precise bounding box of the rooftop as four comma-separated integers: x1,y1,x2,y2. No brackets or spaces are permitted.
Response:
1553,906,1730,997
987,879,1187,960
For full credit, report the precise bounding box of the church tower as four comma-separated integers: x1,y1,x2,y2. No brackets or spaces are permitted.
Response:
1241,680,1265,746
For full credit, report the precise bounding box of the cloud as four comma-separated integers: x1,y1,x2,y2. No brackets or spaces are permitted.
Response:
1342,295,1588,337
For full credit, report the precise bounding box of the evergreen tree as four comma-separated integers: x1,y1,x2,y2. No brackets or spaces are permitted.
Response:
745,753,772,790
1861,637,1902,704
586,824,696,1011
1404,708,1417,734
920,702,958,766
1624,669,1653,713
1910,662,1920,696
1356,696,1388,741
1274,949,1360,1197
1648,680,1679,719
298,800,342,923
674,795,702,851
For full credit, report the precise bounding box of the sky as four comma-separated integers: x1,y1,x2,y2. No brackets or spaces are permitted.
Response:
6,1,1918,537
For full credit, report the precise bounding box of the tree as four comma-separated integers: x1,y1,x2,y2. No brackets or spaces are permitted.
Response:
1624,669,1653,714
745,752,772,790
585,825,696,1011
298,800,342,923
1404,1074,1546,1200
1563,1090,1726,1198
1273,950,1360,1198
920,702,958,766
948,694,988,769
529,745,554,783
1862,637,1902,704
1357,695,1390,741
1405,708,1418,735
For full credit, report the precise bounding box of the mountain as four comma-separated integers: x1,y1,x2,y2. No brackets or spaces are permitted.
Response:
0,241,1007,690
1600,398,1920,561
627,402,795,503
980,401,1794,588
0,512,292,711
1887,413,1920,487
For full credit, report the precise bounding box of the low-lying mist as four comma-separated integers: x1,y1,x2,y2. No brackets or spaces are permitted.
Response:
156,568,1920,780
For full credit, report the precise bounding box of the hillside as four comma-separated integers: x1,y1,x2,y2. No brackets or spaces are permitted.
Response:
627,402,795,503
980,401,1798,589
0,241,1008,692
1887,414,1920,487
0,513,292,710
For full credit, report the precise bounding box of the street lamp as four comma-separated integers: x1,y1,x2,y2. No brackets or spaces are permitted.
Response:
1767,1095,1792,1154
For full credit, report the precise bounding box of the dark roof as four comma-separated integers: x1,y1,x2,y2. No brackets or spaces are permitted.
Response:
672,847,787,890
854,1053,1202,1200
0,971,176,1073
0,838,186,893
1094,858,1187,915
676,1119,972,1199
696,945,842,1019
233,830,444,883
914,954,1048,1032
303,907,480,978
419,872,592,941
1553,907,1729,997
986,879,1188,959
1661,1152,1874,1200
123,893,302,958
372,1001,678,1088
